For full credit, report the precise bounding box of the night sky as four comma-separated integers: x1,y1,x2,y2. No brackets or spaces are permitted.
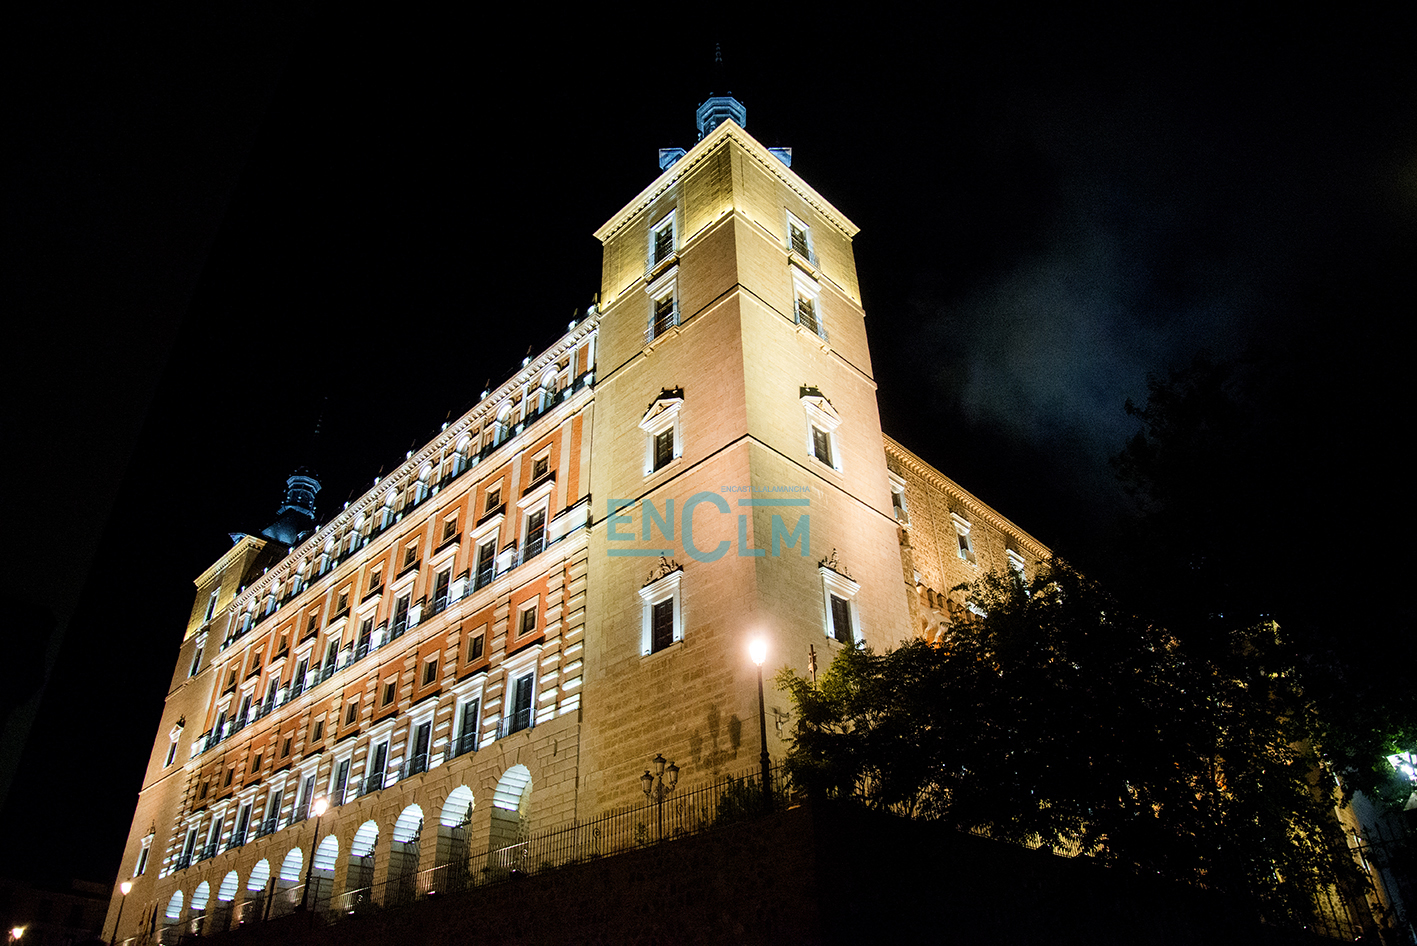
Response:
4,10,1414,886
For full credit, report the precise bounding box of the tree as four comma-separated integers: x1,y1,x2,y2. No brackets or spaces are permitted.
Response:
779,560,1358,924
1111,355,1416,812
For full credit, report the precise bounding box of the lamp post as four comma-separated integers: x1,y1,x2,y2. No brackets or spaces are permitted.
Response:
8,927,25,944
749,638,772,811
107,882,132,946
640,753,680,842
296,797,329,912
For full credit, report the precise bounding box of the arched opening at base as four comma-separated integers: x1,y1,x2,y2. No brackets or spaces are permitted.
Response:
434,786,475,893
311,834,339,912
343,820,379,913
241,860,270,926
387,804,424,906
488,764,532,875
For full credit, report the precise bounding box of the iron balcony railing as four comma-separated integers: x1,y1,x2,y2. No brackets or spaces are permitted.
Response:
446,730,477,762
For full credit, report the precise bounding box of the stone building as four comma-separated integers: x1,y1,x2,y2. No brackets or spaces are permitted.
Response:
105,96,1049,943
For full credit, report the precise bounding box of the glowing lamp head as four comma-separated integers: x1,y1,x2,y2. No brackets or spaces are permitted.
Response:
11,927,25,941
749,638,767,667
120,881,132,895
312,798,329,817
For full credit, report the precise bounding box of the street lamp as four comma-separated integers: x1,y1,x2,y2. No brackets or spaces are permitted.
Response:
640,753,680,841
107,882,132,946
750,638,772,811
297,797,329,912
8,927,25,944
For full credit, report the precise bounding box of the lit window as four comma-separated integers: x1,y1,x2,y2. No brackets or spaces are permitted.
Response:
134,835,152,877
645,265,679,342
649,210,676,267
801,388,843,472
1007,549,1026,579
475,538,497,589
787,212,815,264
518,602,538,638
820,558,862,646
507,670,535,735
952,514,977,565
639,388,684,475
638,560,684,655
791,268,826,340
523,508,547,560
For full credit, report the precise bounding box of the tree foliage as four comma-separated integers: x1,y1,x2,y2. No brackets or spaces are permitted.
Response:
1110,355,1416,809
779,560,1358,922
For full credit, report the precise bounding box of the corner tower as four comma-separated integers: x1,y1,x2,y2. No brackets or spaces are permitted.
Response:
581,113,911,812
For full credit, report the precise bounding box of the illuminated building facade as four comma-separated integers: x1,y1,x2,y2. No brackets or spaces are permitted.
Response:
105,99,1047,943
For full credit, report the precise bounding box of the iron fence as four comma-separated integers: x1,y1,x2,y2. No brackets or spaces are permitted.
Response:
142,761,788,943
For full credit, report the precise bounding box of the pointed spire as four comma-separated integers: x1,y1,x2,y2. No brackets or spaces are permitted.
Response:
696,43,746,140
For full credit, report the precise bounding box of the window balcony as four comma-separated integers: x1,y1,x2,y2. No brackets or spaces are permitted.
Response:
196,843,218,863
225,827,247,851
359,772,385,798
446,730,477,762
175,852,193,872
254,816,278,840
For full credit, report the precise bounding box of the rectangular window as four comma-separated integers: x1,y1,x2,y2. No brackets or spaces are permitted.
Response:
532,455,549,481
332,758,350,803
366,741,389,794
651,292,677,338
830,594,853,644
795,295,819,335
250,753,262,775
953,515,977,564
519,606,537,637
651,598,675,653
356,617,374,658
164,741,178,768
468,631,485,662
508,672,535,735
455,699,480,756
204,590,219,622
134,840,151,877
337,591,349,614
382,681,397,706
788,214,812,259
812,427,833,467
223,767,234,788
410,720,432,775
345,699,359,726
653,428,674,471
443,516,458,541
281,736,292,758
525,508,546,560
189,645,204,679
476,538,497,588
312,719,324,741
392,595,411,637
650,212,675,264
486,487,501,513
422,658,439,686
433,568,452,611
403,545,417,568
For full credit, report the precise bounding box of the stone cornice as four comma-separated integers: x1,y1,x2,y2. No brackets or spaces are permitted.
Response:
883,435,1050,561
594,120,859,244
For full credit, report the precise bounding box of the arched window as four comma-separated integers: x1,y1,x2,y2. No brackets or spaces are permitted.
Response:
345,820,380,914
